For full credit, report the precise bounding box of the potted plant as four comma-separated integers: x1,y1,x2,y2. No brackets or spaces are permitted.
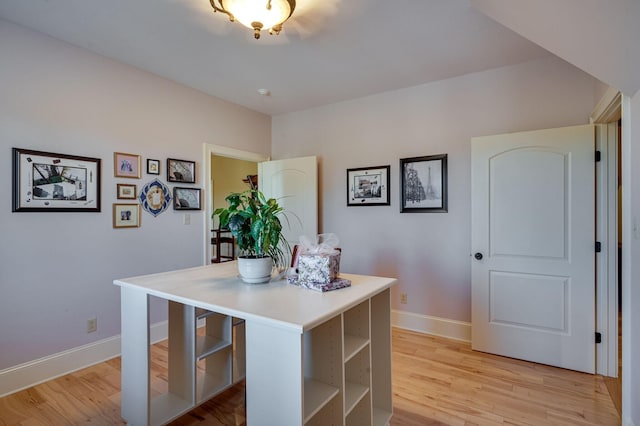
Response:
213,189,290,283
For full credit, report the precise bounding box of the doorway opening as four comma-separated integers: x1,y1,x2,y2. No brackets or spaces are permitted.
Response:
201,143,269,266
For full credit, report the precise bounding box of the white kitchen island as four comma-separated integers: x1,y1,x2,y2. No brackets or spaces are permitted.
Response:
114,261,396,426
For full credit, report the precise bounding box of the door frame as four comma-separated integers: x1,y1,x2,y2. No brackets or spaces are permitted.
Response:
595,123,618,376
201,143,270,266
590,88,621,377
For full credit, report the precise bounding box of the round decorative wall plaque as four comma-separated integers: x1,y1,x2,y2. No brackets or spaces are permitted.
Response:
138,178,171,217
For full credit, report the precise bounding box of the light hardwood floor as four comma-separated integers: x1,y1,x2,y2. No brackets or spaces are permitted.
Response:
0,328,620,425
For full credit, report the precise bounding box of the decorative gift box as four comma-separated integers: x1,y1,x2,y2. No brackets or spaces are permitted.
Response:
288,233,347,291
297,252,341,284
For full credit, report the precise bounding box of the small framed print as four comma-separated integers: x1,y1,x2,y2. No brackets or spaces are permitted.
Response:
400,154,448,213
114,152,141,179
117,183,137,200
173,187,201,210
113,203,140,228
147,159,160,175
167,158,196,183
347,165,390,206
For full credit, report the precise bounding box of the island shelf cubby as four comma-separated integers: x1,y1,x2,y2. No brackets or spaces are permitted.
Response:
149,303,246,425
301,288,392,426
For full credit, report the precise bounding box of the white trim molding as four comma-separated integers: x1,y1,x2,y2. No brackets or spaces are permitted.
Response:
590,86,621,124
0,321,168,398
392,310,471,342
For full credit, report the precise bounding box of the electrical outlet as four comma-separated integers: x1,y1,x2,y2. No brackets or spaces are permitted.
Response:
400,293,407,304
183,213,191,225
87,318,97,333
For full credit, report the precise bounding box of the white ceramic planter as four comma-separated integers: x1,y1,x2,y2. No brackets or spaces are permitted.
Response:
237,256,273,284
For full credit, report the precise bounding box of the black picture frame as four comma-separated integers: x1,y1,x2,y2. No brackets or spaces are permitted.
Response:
400,154,448,213
346,165,390,206
147,159,160,175
12,148,101,212
167,158,196,183
173,187,201,210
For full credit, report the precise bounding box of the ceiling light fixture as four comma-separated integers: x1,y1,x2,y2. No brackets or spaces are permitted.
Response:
210,0,296,40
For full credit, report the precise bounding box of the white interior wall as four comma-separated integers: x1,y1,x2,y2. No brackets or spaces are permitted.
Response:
0,20,270,371
272,55,602,324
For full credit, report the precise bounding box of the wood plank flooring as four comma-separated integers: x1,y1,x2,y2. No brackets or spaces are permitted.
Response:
0,328,620,425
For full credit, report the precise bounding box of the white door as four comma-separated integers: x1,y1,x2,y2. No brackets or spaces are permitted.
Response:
259,156,318,247
471,125,596,373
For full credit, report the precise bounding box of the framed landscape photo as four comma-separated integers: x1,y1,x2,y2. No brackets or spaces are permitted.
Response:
173,187,201,210
347,165,390,206
113,203,141,228
117,183,137,200
114,152,141,178
400,154,448,213
147,159,160,175
167,158,196,183
12,148,101,212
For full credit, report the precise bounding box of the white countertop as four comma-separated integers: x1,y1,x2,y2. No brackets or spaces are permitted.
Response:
114,261,396,332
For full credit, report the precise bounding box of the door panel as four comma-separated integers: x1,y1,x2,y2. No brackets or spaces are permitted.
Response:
491,149,567,259
471,125,595,373
258,156,318,247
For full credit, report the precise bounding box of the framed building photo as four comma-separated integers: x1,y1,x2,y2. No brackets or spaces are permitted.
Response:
147,159,160,175
12,148,101,212
117,183,137,200
167,158,196,183
113,203,141,228
114,152,141,178
347,165,390,206
400,154,448,213
173,187,201,210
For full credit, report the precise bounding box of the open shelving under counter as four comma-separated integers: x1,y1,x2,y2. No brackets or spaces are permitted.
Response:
115,261,396,425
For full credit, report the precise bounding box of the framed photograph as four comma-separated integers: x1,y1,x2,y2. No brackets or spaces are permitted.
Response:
117,183,137,200
167,158,196,183
114,152,141,178
400,154,448,213
113,203,140,228
173,187,202,210
347,165,390,206
147,159,160,175
12,148,101,212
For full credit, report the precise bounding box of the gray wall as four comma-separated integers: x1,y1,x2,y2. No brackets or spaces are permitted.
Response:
0,20,270,370
272,55,602,323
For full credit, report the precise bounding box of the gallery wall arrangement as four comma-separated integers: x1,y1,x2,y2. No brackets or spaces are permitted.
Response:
11,147,201,228
113,153,201,228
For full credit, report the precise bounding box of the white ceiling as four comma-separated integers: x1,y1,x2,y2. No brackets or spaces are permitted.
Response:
0,0,552,116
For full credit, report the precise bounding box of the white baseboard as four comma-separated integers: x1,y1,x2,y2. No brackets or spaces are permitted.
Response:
1,314,468,398
0,321,168,398
392,309,471,342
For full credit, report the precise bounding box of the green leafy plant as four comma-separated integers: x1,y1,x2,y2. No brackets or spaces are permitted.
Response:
213,189,290,269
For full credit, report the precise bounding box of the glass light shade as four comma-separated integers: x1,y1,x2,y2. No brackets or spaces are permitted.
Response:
221,0,292,31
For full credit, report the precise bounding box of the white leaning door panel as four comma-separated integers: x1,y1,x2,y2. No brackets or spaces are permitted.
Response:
471,125,596,373
259,156,318,246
